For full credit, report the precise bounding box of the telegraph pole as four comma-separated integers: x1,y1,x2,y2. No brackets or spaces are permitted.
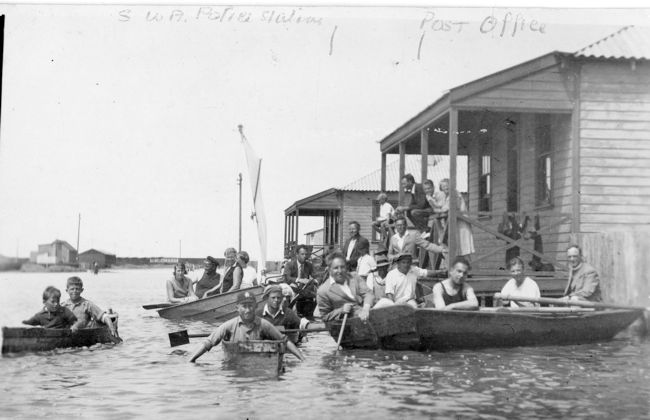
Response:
76,213,81,263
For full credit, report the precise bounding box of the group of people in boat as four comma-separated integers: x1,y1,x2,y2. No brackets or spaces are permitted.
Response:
166,247,259,304
23,276,118,337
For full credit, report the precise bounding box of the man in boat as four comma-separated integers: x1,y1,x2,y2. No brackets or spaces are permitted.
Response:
23,286,77,329
256,285,308,343
496,257,541,308
395,173,429,231
431,257,479,310
189,290,305,362
63,277,118,336
342,221,370,271
564,245,602,302
194,256,221,298
316,252,373,323
283,244,317,319
387,217,446,266
375,252,442,308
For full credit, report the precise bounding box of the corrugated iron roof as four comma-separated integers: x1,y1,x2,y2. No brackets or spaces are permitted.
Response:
79,248,115,256
341,155,468,192
575,25,650,60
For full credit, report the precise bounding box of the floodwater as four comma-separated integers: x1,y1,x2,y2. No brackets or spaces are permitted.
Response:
0,268,648,419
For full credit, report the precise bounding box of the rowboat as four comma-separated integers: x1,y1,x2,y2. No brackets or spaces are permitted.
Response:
157,286,264,322
326,305,643,351
2,326,121,354
221,339,286,376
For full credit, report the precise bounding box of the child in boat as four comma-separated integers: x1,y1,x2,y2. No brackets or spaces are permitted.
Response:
23,286,77,329
498,257,541,308
62,276,118,336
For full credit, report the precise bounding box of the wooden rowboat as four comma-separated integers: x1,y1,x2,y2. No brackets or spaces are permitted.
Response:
221,339,286,376
157,286,264,322
2,326,121,354
326,305,643,351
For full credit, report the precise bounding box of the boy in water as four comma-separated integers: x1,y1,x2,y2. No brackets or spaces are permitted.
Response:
62,276,118,336
23,286,77,329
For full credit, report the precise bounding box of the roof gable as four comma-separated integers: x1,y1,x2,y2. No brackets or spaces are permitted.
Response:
575,25,650,60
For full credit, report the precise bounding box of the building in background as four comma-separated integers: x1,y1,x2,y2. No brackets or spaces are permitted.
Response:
30,239,77,266
78,248,117,269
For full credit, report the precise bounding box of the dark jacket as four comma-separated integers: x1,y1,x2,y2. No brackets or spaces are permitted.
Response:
342,235,370,270
283,259,314,284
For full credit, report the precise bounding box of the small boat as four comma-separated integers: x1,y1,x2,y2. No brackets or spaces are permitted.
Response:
221,339,286,376
326,305,643,351
2,326,121,354
157,286,264,322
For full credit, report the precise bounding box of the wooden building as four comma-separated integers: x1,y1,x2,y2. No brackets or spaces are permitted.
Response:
378,26,650,287
31,239,77,265
78,249,117,269
284,155,466,259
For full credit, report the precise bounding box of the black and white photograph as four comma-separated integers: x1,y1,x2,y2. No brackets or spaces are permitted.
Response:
0,2,649,419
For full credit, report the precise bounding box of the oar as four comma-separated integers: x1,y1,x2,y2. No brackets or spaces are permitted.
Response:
142,303,174,310
168,326,330,347
495,293,648,311
336,313,348,352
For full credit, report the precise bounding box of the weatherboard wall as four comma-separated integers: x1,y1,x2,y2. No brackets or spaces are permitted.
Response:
578,60,650,234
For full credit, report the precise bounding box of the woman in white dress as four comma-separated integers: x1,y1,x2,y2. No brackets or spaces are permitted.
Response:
237,251,258,288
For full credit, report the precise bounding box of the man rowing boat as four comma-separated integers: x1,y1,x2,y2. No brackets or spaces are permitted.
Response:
316,252,373,322
189,290,304,362
431,257,479,310
563,245,602,302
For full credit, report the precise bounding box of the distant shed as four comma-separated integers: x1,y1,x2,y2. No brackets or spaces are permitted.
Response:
79,249,117,269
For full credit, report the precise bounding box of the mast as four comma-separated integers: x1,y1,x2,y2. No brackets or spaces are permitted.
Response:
238,173,242,251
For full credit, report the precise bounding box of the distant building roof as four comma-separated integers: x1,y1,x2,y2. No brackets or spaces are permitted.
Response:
341,155,468,192
574,25,650,60
79,248,115,256
40,239,76,251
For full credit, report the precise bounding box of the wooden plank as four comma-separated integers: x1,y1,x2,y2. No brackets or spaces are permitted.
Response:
581,222,650,232
582,166,650,177
581,110,650,121
582,157,650,168
581,129,650,140
581,204,650,215
581,101,650,112
458,97,572,111
381,153,386,192
582,148,650,159
581,139,650,150
581,176,650,187
581,194,650,205
421,129,428,183
580,120,650,130
581,185,650,196
581,214,650,224
449,108,458,262
398,143,406,205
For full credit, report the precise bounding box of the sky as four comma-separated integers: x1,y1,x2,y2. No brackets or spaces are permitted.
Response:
0,3,648,261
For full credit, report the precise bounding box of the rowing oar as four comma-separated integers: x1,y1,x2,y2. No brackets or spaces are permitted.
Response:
495,293,649,311
168,326,330,347
142,303,174,310
336,313,348,352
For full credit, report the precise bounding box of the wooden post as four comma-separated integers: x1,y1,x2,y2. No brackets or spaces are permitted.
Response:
449,109,459,263
295,208,300,247
238,173,242,251
570,63,582,244
421,128,428,183
381,153,387,192
398,142,406,205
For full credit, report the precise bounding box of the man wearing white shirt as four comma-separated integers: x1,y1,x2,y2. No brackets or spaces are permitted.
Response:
388,217,445,265
373,192,395,245
342,221,369,271
374,253,439,308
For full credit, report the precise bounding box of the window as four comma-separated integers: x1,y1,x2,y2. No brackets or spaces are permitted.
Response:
535,114,553,207
478,138,491,212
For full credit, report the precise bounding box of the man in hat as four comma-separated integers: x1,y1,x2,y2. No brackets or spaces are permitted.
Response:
256,285,308,343
375,252,442,308
194,256,222,298
189,290,305,362
365,250,390,304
